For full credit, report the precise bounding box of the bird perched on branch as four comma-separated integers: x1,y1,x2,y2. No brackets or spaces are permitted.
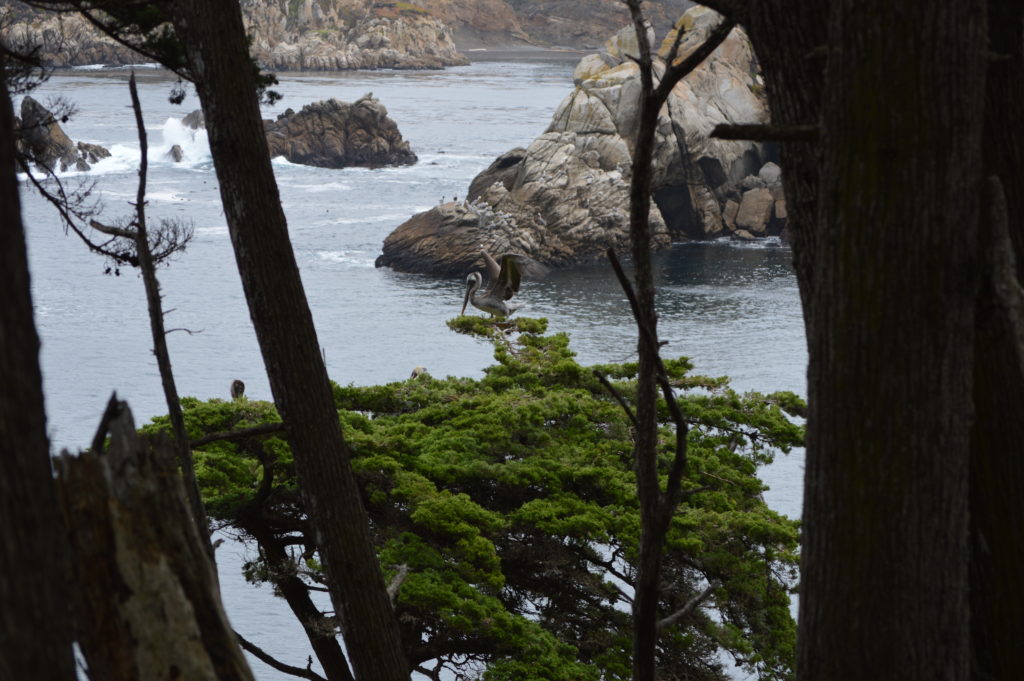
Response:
461,249,525,318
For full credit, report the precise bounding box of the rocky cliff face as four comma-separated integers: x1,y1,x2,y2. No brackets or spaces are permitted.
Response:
240,0,468,70
415,0,693,50
377,7,779,276
0,0,467,70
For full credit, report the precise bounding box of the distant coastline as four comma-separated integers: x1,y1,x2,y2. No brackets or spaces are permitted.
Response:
460,45,589,63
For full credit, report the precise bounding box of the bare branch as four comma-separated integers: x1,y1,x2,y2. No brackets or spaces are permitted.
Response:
656,18,736,102
657,580,721,631
386,564,409,605
711,123,819,142
594,369,640,430
89,218,136,239
235,631,326,681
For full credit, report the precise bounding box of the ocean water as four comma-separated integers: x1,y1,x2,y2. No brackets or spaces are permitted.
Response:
17,60,806,679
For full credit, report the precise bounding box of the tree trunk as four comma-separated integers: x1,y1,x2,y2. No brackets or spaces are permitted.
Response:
0,57,77,681
971,4,1024,679
167,3,409,680
799,2,984,679
55,399,254,681
240,513,355,681
740,0,828,327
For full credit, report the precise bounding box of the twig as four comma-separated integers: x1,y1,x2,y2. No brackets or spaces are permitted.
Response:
235,631,327,681
594,369,640,430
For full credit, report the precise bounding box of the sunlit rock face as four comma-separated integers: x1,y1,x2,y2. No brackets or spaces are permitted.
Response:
0,1,468,70
378,7,784,276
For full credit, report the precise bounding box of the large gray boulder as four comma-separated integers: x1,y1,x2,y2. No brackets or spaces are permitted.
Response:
18,97,110,173
263,94,416,169
378,6,778,275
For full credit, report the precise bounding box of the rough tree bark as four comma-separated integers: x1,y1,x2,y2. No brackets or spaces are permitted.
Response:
704,0,991,675
706,0,1001,678
55,398,255,681
802,3,984,678
0,54,77,681
166,2,409,680
970,4,1024,679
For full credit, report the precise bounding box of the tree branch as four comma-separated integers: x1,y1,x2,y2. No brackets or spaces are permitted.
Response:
190,422,286,448
594,369,640,430
711,123,819,142
89,218,136,239
656,17,736,101
386,564,409,606
235,631,326,681
657,580,720,631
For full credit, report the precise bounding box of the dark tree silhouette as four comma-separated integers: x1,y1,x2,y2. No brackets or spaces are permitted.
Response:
706,0,1022,678
0,52,76,681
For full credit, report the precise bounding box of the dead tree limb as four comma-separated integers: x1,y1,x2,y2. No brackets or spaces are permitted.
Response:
127,71,211,559
235,631,327,681
56,397,254,681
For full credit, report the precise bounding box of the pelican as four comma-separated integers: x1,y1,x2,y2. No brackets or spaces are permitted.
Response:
230,379,245,400
461,249,524,318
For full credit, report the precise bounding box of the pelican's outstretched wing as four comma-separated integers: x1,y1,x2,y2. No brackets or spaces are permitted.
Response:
480,248,501,283
492,255,521,301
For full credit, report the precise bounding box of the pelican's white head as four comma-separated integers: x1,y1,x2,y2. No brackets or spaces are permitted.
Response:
461,271,483,315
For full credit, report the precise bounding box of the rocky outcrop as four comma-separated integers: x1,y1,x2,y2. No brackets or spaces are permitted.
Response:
240,0,468,70
16,97,110,173
263,94,416,168
378,7,779,275
0,1,467,70
413,0,691,50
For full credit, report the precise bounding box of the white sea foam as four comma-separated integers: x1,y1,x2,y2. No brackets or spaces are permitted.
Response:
148,117,212,166
70,63,162,71
293,181,354,193
317,250,376,267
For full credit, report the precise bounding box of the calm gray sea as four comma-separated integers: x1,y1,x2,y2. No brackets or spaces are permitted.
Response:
18,59,806,680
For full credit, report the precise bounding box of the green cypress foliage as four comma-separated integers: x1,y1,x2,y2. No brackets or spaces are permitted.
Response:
145,318,802,681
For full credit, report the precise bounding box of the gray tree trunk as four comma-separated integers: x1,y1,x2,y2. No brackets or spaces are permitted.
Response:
167,2,410,680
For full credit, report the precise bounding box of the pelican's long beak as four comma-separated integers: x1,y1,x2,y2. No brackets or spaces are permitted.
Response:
461,284,472,316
